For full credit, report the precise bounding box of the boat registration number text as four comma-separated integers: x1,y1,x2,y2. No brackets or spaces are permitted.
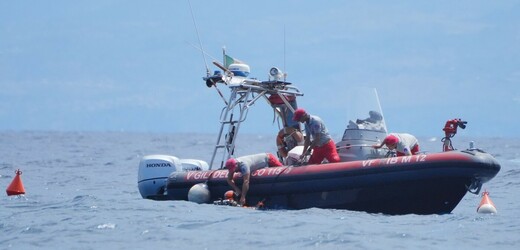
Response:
362,154,428,167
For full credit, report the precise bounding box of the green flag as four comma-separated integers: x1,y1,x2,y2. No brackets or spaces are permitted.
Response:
224,55,244,68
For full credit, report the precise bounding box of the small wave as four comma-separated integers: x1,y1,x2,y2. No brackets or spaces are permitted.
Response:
175,222,208,229
71,195,99,209
0,163,14,170
97,223,116,229
21,226,44,234
72,195,94,203
501,169,520,179
510,158,520,164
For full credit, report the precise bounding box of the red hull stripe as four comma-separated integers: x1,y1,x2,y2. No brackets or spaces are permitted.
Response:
184,152,472,182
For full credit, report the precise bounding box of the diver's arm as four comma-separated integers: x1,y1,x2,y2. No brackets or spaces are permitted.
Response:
240,173,250,206
301,136,311,159
226,171,241,195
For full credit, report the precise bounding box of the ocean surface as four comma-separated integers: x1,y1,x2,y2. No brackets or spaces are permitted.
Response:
1,131,519,250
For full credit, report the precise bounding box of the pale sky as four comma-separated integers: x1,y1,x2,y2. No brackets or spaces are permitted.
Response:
1,0,519,138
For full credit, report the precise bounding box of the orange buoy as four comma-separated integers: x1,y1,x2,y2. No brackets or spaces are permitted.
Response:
224,190,235,200
6,169,26,196
477,191,497,214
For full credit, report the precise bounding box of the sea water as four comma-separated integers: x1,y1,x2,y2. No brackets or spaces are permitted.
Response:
1,131,519,249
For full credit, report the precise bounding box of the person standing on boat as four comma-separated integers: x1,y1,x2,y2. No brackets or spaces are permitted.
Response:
293,108,340,165
225,153,283,206
373,133,420,156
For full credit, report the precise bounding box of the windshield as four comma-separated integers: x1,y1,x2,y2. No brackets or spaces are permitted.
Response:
344,87,387,133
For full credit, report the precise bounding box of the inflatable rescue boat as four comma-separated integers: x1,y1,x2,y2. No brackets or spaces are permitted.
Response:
137,56,500,215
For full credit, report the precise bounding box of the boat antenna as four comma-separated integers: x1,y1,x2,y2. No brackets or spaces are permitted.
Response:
223,46,226,66
374,88,387,131
283,25,286,82
185,40,220,62
188,0,210,77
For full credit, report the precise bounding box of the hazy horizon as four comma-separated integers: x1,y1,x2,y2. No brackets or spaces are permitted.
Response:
1,1,519,137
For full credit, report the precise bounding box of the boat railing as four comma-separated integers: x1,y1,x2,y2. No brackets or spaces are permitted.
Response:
209,78,304,170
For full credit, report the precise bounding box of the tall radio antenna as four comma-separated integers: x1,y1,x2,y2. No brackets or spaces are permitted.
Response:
284,25,286,82
188,0,210,77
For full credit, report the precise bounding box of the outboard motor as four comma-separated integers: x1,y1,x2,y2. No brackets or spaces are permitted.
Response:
138,155,209,200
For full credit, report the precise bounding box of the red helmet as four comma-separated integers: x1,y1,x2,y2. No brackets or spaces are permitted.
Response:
293,108,307,121
384,135,399,145
225,158,237,172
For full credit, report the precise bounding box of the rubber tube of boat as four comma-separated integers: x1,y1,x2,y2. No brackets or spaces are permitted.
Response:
188,183,211,204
